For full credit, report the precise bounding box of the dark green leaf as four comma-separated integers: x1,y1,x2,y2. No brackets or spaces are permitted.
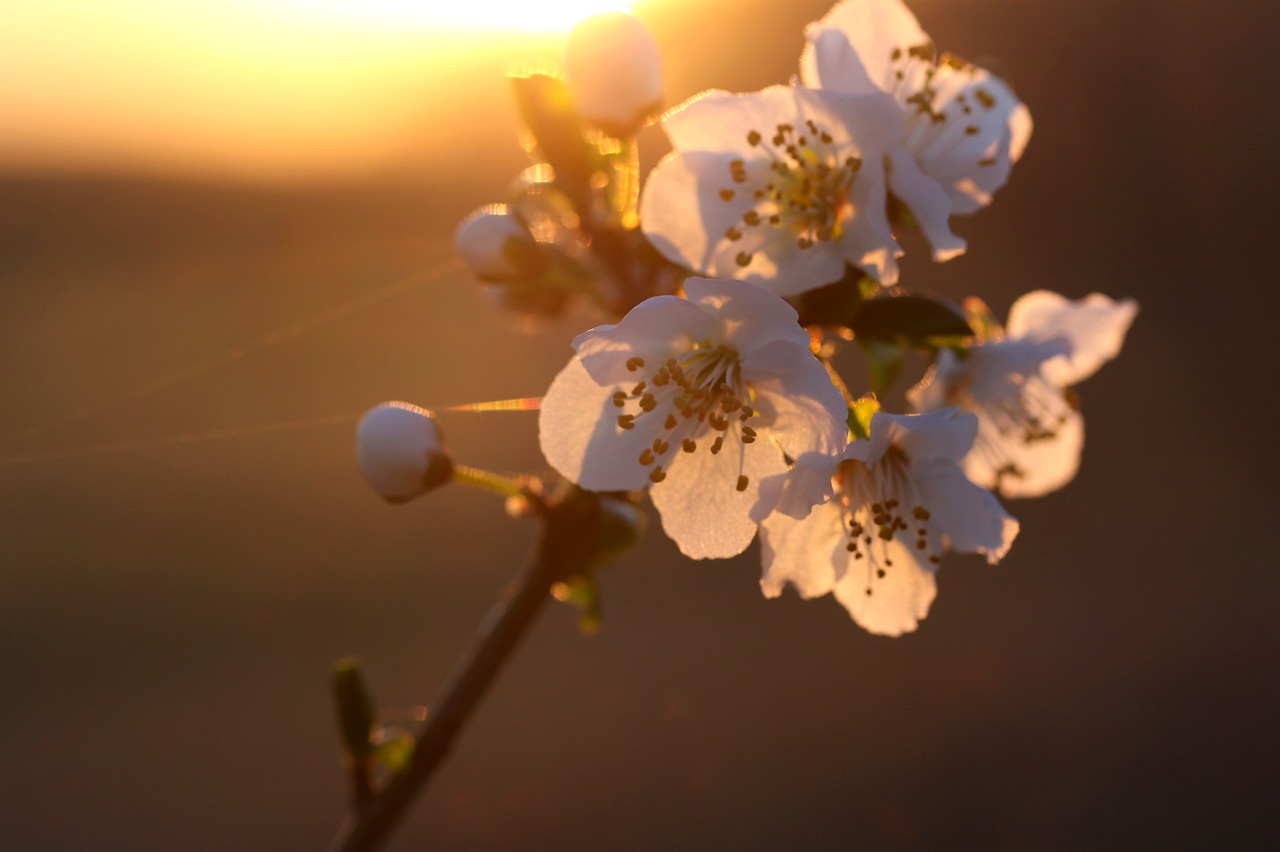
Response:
332,657,375,761
791,265,876,328
849,289,973,345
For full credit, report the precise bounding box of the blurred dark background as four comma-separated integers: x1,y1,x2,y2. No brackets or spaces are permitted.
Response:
2,0,1277,848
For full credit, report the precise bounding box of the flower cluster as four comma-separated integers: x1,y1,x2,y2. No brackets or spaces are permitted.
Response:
374,0,1136,637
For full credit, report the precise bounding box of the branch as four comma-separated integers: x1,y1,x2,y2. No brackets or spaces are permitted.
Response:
328,487,624,851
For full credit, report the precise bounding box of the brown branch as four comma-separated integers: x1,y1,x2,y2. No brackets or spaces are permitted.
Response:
328,487,611,851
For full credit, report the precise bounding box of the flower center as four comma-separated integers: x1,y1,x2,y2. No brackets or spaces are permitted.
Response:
717,122,863,267
835,444,939,597
614,347,761,489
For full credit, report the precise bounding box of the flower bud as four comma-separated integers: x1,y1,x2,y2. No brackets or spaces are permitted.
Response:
454,204,536,282
355,402,453,503
564,12,663,138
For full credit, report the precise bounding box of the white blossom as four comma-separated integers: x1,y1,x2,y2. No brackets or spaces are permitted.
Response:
454,204,535,282
356,402,453,503
908,291,1138,498
565,12,663,137
759,408,1018,636
800,0,1032,261
640,84,907,295
539,278,849,559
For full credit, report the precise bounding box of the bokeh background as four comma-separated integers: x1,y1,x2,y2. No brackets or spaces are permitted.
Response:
2,0,1277,848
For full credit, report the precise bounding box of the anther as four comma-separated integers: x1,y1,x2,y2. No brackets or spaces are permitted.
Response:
736,475,749,492
719,189,736,202
617,414,635,430
638,448,655,465
649,466,666,483
735,251,753,267
747,130,762,146
664,414,679,430
711,436,724,455
682,439,697,453
626,357,644,371
652,438,669,455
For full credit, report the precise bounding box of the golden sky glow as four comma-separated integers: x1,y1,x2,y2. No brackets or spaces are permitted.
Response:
267,0,633,32
0,0,641,179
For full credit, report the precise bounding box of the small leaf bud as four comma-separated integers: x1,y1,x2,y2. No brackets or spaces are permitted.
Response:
565,12,663,138
454,204,537,282
332,657,375,762
355,402,453,503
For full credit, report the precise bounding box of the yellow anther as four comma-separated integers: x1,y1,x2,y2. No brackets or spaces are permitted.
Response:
649,466,667,483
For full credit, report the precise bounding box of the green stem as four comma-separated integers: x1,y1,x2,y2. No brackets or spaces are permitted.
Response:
451,464,527,499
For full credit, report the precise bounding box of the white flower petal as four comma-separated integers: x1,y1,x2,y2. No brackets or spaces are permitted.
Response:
684,277,811,352
831,540,937,637
759,501,844,598
538,358,665,491
965,401,1084,499
886,146,967,261
752,451,838,523
911,457,1018,563
800,0,930,93
914,71,1031,216
801,28,879,94
640,150,772,278
651,424,790,559
743,340,850,458
874,408,978,464
574,294,717,385
661,86,798,154
1007,291,1139,386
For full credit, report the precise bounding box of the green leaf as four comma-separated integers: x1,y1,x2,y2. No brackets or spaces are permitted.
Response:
332,657,375,761
791,265,877,327
849,289,974,345
847,395,880,441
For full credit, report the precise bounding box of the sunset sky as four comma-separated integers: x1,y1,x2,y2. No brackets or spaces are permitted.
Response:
1,0,640,179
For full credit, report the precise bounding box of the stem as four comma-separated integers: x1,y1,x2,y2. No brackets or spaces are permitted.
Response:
451,464,527,499
328,492,590,851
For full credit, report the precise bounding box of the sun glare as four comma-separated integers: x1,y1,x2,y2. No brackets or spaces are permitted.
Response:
271,0,635,32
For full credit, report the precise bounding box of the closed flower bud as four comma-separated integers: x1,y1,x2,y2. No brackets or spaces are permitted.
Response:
564,12,663,138
355,402,453,503
454,204,536,282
